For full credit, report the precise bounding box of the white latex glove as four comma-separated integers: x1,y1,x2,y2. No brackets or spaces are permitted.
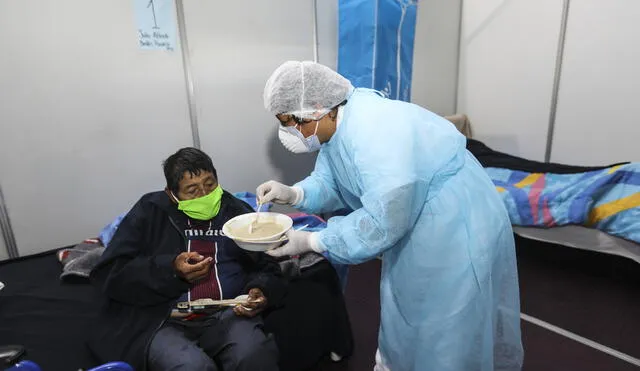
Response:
266,230,324,257
256,180,303,206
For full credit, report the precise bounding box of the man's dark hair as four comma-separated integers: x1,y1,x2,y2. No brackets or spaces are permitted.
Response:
163,147,217,193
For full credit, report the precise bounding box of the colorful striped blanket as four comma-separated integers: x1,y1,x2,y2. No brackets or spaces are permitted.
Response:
486,163,640,244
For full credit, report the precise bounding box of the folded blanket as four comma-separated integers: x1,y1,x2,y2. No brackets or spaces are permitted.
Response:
57,239,106,279
445,114,473,138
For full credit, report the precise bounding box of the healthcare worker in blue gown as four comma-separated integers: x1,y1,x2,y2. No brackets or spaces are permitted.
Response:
257,61,524,371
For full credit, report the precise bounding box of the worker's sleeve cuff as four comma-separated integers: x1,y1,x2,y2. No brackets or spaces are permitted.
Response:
309,232,326,253
292,186,304,206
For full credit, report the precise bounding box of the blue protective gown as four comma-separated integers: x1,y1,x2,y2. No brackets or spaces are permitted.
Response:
294,89,524,370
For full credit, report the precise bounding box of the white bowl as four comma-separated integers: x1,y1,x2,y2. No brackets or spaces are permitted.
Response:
231,236,289,252
223,212,292,251
223,212,292,241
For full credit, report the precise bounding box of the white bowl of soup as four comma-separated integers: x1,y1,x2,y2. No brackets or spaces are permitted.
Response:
223,212,293,251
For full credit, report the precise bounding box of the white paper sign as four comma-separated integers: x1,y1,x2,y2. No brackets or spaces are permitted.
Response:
134,0,176,51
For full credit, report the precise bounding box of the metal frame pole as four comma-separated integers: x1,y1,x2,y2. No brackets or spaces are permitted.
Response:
175,0,201,148
0,184,19,259
545,0,571,162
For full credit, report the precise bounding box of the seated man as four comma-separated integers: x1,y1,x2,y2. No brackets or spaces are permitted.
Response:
88,148,285,371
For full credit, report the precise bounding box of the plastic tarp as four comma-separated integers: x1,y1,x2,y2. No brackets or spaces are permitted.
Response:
338,0,418,102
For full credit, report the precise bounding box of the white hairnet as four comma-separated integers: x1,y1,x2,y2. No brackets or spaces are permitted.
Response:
264,61,354,120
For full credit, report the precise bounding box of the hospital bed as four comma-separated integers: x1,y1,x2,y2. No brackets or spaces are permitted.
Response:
448,115,640,264
0,235,353,370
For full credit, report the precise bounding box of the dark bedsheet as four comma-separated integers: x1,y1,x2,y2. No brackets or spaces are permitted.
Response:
0,250,353,371
0,250,99,369
466,138,628,173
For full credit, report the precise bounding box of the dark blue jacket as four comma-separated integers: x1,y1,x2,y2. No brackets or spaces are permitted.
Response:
87,190,286,370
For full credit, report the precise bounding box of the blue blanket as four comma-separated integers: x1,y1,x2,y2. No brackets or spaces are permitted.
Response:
487,163,640,244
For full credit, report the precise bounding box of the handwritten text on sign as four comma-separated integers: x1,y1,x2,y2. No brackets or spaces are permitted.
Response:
134,0,176,51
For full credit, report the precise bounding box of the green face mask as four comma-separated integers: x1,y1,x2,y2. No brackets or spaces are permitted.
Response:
173,185,223,220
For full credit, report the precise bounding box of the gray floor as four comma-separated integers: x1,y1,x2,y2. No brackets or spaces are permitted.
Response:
314,235,640,370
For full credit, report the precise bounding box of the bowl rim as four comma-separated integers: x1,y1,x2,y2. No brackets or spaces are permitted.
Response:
222,212,293,242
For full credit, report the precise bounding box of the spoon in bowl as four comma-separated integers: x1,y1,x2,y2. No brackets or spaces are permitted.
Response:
248,199,264,234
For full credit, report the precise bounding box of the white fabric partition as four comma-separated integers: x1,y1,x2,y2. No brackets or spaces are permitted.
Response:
412,0,462,115
0,0,193,256
550,1,640,165
457,0,564,161
182,0,319,193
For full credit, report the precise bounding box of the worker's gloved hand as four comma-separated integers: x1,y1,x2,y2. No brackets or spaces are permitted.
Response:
256,180,302,206
266,230,324,258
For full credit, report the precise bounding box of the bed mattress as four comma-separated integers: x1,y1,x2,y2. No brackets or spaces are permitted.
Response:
514,225,640,264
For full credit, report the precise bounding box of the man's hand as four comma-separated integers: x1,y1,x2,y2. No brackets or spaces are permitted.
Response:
174,252,212,283
234,288,268,318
